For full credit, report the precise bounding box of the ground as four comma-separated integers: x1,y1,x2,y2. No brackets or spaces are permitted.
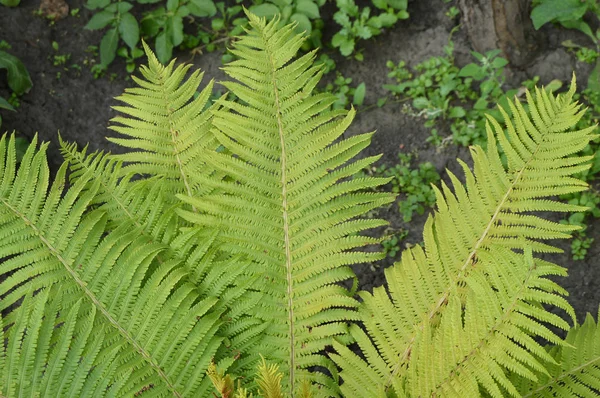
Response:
1,0,599,323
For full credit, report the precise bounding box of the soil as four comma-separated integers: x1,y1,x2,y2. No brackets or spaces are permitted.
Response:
1,0,599,324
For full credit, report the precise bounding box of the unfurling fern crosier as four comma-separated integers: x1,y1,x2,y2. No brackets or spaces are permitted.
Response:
1,10,600,398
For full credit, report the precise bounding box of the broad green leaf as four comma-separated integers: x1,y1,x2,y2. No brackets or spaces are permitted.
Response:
290,13,311,35
84,10,115,30
85,0,110,9
155,32,173,64
166,0,179,11
387,0,406,10
587,59,600,92
295,0,319,19
249,3,280,18
413,97,429,109
0,0,20,7
378,12,397,27
339,38,355,56
371,0,387,10
491,57,508,68
530,0,588,30
458,63,484,80
168,16,184,46
188,0,216,17
0,51,32,95
353,82,366,106
119,12,139,49
448,106,465,119
0,96,15,112
100,28,119,66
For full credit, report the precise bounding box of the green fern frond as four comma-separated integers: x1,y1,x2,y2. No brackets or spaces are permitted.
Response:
108,41,219,200
176,12,394,395
58,135,269,382
514,307,600,397
331,76,598,397
0,134,232,396
515,306,600,398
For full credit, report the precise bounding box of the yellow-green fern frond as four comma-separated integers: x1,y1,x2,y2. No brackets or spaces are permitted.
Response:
257,356,284,398
108,42,219,200
177,12,394,395
514,308,600,397
0,134,231,396
331,76,598,397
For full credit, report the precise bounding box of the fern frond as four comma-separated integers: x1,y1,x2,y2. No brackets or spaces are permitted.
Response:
515,308,600,397
331,76,598,397
257,356,284,398
176,12,394,395
0,134,233,396
108,42,219,200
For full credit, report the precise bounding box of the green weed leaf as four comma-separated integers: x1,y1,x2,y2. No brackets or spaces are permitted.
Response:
0,96,15,112
100,28,118,66
84,10,115,30
0,51,32,95
295,0,319,19
168,16,184,46
85,0,110,9
353,82,366,105
188,0,216,17
387,0,406,10
0,0,20,7
118,12,139,49
530,0,588,30
249,3,280,18
290,13,311,34
155,31,173,64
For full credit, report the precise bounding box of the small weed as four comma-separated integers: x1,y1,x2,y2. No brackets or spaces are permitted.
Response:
7,92,20,108
323,72,367,109
560,190,600,260
381,227,409,258
368,153,441,222
571,233,594,261
0,40,11,50
332,0,408,58
445,6,459,19
52,54,71,66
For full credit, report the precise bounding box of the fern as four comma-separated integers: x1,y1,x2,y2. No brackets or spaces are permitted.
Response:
330,76,599,397
174,13,394,396
0,135,228,396
2,12,600,398
108,41,219,200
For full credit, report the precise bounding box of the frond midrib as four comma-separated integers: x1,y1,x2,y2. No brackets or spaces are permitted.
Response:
384,107,551,390
157,68,195,203
261,27,297,394
0,197,183,397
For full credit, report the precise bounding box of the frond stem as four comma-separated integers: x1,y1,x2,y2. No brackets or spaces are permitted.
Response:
158,72,196,210
263,31,296,394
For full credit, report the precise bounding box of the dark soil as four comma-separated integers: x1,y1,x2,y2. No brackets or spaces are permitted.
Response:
1,0,599,323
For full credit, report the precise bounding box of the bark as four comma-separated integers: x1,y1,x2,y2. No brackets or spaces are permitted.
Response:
458,0,538,68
